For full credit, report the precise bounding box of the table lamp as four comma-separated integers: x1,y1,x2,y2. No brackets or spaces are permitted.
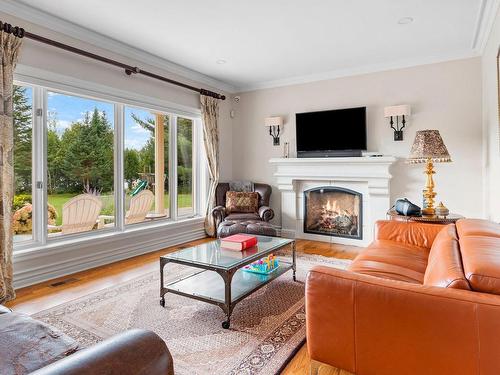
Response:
407,130,452,216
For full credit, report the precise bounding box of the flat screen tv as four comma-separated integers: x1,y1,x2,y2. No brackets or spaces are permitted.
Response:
296,107,367,157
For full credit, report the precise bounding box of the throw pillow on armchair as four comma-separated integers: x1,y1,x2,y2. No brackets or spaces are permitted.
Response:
225,191,259,214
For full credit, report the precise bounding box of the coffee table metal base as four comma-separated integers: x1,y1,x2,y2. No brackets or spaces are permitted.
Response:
160,241,296,329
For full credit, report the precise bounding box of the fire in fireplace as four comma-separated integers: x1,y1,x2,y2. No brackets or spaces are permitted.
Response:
303,187,362,239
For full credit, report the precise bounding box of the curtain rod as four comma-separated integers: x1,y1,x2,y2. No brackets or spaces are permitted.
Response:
0,21,226,100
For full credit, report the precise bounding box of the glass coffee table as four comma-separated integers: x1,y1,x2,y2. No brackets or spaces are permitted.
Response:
160,235,296,329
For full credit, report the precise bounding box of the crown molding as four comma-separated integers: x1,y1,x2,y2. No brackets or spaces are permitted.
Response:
0,0,238,94
471,0,500,53
236,50,481,92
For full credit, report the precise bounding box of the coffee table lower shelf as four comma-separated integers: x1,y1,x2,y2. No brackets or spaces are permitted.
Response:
161,261,293,328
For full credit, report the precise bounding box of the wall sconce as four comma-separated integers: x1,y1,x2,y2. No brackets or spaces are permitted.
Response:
384,105,411,141
264,116,283,145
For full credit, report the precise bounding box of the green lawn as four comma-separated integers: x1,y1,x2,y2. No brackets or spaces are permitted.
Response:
48,192,193,226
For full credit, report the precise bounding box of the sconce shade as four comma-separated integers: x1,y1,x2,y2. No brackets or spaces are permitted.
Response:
384,105,411,118
407,130,452,164
264,116,283,127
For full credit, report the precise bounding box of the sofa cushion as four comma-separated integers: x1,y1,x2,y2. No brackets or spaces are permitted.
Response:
225,191,259,214
460,236,500,295
424,225,470,290
348,240,428,284
456,218,500,238
456,219,500,295
0,312,79,374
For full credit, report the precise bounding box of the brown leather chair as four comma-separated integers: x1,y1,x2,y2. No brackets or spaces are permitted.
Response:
0,305,173,375
211,182,274,228
306,219,500,375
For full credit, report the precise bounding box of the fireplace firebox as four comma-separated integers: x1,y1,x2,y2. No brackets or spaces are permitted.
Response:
303,187,362,240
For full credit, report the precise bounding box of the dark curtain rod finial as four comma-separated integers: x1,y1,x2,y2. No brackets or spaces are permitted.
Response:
0,21,25,38
0,19,225,100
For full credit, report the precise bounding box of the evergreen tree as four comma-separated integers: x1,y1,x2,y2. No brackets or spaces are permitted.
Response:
124,148,140,186
47,110,63,194
59,108,114,192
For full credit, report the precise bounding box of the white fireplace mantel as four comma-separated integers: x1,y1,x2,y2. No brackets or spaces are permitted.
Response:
269,156,396,246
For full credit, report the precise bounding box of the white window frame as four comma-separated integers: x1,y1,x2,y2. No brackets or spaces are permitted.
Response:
13,68,206,252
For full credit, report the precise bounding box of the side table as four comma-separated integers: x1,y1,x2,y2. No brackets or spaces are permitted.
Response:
386,209,464,224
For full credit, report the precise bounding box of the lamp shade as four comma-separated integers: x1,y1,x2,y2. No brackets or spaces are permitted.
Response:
384,105,411,118
407,130,452,164
264,116,283,127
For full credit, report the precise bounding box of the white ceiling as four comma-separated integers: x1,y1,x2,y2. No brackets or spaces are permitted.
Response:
6,0,499,92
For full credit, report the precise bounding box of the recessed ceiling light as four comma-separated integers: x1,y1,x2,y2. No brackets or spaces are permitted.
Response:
398,17,414,25
216,59,227,64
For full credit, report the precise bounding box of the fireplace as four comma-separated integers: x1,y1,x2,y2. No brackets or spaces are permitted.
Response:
303,187,362,239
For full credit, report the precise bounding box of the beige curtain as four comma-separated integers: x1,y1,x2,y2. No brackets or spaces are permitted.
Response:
200,95,220,237
0,30,23,303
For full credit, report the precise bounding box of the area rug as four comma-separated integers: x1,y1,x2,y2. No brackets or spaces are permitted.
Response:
33,253,351,375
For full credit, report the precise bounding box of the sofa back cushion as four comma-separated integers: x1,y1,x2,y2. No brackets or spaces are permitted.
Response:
457,219,500,295
225,191,259,214
424,224,470,290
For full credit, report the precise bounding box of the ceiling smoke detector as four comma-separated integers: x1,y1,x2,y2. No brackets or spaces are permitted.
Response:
398,17,414,25
216,59,227,64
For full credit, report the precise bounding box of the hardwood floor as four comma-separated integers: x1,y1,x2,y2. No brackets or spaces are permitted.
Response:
6,237,359,374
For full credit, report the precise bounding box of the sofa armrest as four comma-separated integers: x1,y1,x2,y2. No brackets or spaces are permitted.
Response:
306,265,500,375
30,329,173,375
258,206,274,222
211,205,226,226
374,220,445,249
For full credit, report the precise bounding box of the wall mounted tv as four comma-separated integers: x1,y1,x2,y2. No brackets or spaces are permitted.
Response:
296,107,367,157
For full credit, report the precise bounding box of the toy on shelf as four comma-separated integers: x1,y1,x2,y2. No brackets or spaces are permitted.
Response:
243,254,279,275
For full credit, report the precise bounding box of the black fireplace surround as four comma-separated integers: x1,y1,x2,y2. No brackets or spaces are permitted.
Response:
303,187,363,240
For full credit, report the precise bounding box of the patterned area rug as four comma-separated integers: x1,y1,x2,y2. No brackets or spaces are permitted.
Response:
33,253,351,375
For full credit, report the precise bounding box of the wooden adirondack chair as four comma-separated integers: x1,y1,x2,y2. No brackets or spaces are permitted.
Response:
48,194,102,235
125,189,154,225
97,189,154,228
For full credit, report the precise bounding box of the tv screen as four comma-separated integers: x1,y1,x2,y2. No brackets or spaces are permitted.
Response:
296,107,367,157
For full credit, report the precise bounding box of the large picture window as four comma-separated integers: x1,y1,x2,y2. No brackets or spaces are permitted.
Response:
177,117,194,217
12,80,204,248
12,85,33,243
46,91,115,236
124,107,170,225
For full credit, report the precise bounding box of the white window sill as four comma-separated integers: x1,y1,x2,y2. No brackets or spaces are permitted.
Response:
13,215,205,260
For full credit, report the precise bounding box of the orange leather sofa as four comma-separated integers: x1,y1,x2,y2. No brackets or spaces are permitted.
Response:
306,219,500,375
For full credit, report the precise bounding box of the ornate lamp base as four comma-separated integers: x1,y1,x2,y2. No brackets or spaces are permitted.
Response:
422,159,436,216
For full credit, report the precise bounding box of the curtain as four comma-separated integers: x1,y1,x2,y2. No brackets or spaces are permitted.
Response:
200,95,220,237
0,30,23,303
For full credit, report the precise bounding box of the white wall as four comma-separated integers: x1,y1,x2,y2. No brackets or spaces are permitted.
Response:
231,58,484,224
482,6,500,221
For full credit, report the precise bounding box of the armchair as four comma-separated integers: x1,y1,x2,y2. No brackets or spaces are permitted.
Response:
211,182,274,230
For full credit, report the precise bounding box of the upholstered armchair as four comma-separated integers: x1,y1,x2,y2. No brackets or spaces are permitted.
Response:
211,182,274,229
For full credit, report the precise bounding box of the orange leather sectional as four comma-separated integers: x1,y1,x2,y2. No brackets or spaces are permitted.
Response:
306,219,500,375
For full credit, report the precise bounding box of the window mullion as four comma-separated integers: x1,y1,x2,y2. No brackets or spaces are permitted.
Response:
31,86,48,245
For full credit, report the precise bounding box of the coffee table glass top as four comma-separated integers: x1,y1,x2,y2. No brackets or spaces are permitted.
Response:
162,235,293,270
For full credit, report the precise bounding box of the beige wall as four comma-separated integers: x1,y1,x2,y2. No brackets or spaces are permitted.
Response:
231,58,484,224
4,11,234,181
482,6,500,221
